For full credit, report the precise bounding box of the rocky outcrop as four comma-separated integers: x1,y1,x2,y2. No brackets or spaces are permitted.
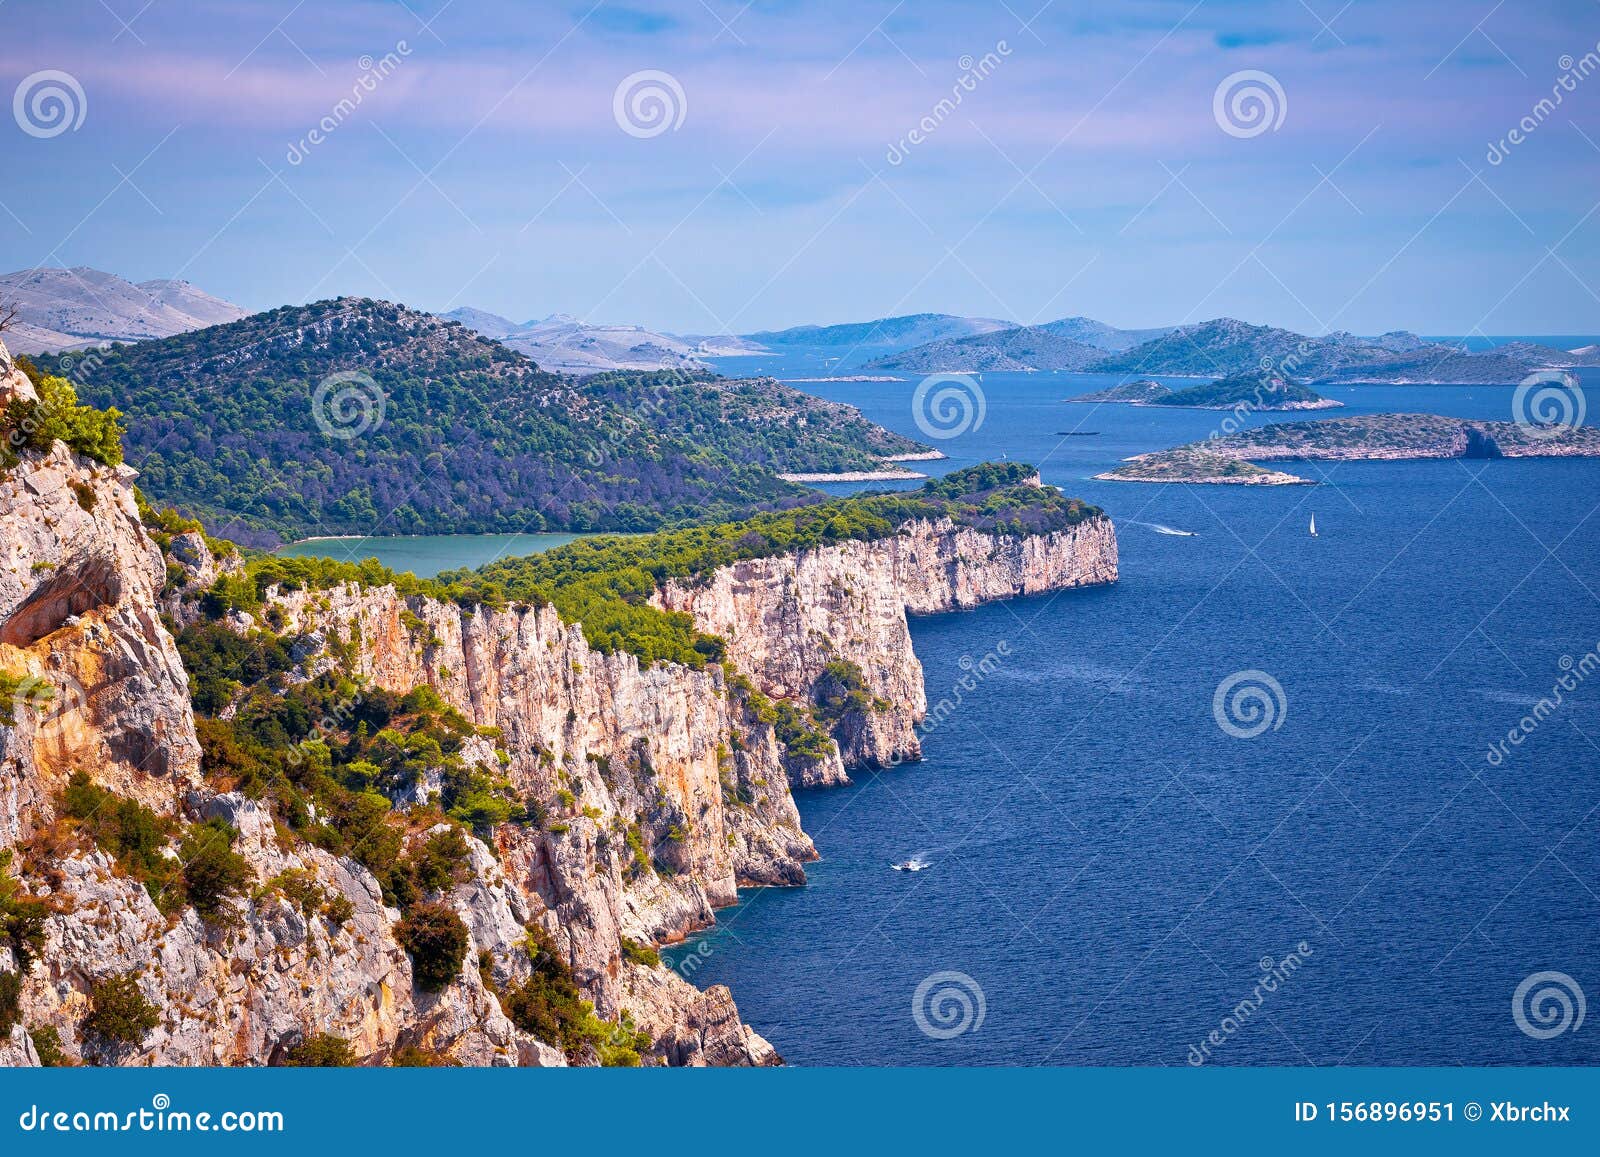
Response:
0,438,201,835
655,517,1118,770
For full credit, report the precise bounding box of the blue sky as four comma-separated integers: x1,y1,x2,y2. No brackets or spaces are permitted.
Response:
3,0,1598,335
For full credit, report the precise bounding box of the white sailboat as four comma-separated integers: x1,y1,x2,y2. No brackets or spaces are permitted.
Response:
1309,513,1317,537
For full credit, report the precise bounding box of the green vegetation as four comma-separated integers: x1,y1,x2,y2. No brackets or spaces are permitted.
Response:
389,1044,458,1067
1,362,124,469
0,970,19,1035
29,1025,69,1066
620,936,661,968
59,772,251,921
84,972,160,1045
814,659,884,721
34,298,929,546
395,901,469,991
177,820,253,920
1158,372,1333,410
0,851,48,974
500,925,650,1064
60,772,183,911
282,1033,357,1066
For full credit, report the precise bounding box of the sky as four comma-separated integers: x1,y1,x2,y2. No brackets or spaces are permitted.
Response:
2,0,1598,336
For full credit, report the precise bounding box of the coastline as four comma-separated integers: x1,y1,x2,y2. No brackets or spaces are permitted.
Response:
779,468,929,482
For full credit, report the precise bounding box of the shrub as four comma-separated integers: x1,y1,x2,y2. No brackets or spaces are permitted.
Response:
59,772,181,910
29,1025,69,1066
0,852,48,972
282,1033,356,1066
178,819,252,920
84,973,160,1045
620,937,660,968
395,902,468,991
389,1044,458,1067
0,970,20,1034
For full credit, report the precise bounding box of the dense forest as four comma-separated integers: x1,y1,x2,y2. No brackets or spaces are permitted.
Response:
38,299,927,546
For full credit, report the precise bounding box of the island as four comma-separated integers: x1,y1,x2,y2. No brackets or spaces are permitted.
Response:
1069,372,1342,411
1097,412,1600,483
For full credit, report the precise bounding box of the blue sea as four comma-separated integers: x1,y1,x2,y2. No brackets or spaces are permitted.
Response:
658,358,1600,1066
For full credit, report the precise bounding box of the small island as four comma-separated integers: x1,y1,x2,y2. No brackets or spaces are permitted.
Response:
1098,412,1600,484
1070,372,1342,411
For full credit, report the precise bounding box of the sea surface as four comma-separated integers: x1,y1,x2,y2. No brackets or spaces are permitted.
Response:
654,357,1600,1066
274,532,589,577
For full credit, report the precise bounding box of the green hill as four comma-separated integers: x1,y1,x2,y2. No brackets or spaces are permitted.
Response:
40,298,926,546
1158,372,1340,410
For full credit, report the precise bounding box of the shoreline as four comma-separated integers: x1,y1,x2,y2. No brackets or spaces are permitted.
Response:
779,469,929,483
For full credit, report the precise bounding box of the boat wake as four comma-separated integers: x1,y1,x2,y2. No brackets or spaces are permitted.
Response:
1134,521,1198,537
891,856,933,872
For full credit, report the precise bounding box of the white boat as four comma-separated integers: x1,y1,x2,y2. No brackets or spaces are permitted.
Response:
1309,514,1317,537
892,858,931,872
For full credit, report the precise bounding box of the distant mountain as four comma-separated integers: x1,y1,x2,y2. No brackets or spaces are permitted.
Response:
439,308,724,374
40,298,928,545
745,313,1013,353
852,316,1176,373
1038,316,1178,352
862,325,1104,372
1092,318,1596,384
0,266,247,353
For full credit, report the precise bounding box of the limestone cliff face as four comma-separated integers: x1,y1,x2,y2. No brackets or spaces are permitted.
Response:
1,352,1118,1066
655,516,1118,772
